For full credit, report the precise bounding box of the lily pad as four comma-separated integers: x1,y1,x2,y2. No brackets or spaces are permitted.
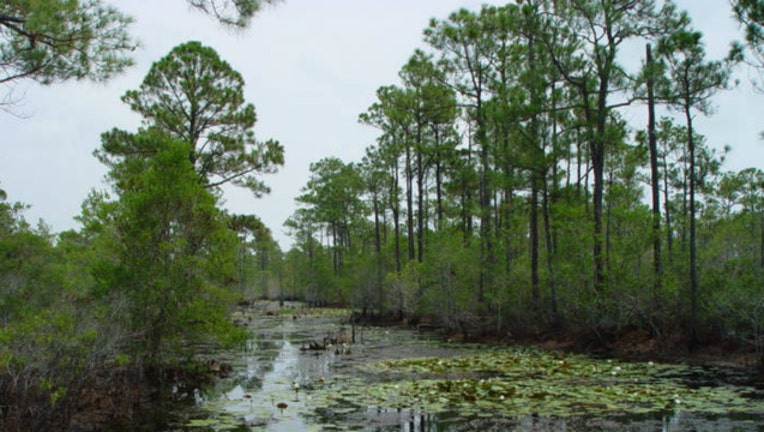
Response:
179,304,764,431
314,347,764,419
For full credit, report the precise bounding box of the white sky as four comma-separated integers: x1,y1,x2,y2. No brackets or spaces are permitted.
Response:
0,0,761,249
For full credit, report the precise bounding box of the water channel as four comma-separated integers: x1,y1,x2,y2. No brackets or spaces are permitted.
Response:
164,302,764,431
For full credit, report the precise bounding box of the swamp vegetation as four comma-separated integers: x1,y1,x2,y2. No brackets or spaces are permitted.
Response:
169,302,764,431
3,1,764,430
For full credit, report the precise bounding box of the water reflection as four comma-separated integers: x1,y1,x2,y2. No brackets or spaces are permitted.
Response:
320,409,764,432
222,339,309,430
176,306,764,432
188,314,345,431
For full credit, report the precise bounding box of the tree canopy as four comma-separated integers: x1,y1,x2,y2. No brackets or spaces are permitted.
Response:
0,0,135,100
187,0,283,27
0,0,284,107
97,41,284,196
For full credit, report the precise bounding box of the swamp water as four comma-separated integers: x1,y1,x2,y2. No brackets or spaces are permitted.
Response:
165,303,764,431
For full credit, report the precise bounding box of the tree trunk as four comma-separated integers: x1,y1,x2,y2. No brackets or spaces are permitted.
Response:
434,128,444,231
530,174,540,307
477,107,492,303
373,192,381,255
463,127,475,245
331,223,339,276
591,135,605,301
501,130,514,274
528,33,541,309
686,105,699,351
646,44,663,317
416,127,425,263
391,163,402,274
543,172,558,320
591,69,611,305
546,75,560,320
605,169,613,279
373,191,384,310
576,131,583,196
406,141,415,262
663,153,673,262
681,146,688,251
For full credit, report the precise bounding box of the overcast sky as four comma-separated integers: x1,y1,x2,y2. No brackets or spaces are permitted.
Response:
1,0,761,248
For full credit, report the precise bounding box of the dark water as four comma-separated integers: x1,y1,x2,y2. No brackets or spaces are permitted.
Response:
162,303,764,431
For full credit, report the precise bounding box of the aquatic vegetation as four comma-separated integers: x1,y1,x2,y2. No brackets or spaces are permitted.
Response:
312,347,764,418
180,308,764,430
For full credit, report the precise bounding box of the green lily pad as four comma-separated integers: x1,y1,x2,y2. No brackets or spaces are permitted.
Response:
312,347,764,419
187,418,220,427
